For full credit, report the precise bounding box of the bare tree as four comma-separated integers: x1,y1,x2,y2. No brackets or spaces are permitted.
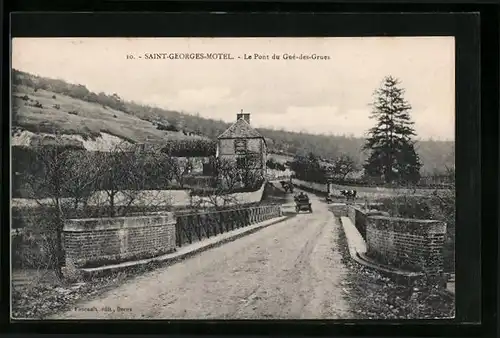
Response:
332,153,358,181
172,157,194,189
62,150,98,210
189,158,242,209
127,146,177,215
21,135,88,278
92,142,144,217
236,153,264,189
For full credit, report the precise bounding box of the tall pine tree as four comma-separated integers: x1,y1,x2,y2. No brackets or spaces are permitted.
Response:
363,76,422,184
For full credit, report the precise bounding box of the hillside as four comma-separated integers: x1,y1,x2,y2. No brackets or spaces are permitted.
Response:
11,69,454,173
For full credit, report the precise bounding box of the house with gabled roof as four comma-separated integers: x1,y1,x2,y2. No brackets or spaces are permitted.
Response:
217,110,267,181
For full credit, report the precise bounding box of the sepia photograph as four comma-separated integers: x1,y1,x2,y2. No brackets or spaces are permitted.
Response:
11,37,455,320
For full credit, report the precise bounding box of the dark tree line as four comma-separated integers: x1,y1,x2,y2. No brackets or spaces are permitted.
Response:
289,152,359,184
266,158,287,171
290,153,328,183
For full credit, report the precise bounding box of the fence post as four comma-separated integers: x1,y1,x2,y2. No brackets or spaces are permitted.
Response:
176,217,182,247
211,213,217,236
230,210,235,231
220,211,226,233
244,209,249,227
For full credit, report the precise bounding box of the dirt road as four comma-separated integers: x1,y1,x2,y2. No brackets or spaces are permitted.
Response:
55,192,353,319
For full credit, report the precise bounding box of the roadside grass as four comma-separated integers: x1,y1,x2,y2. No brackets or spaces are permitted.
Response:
13,86,193,144
335,217,455,319
11,260,171,319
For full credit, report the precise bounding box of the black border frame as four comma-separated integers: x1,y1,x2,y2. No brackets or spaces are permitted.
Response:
2,5,496,338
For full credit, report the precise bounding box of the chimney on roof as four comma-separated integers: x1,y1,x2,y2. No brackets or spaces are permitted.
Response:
237,110,251,124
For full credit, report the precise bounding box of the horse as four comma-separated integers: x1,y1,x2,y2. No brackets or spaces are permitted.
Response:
340,189,357,201
280,181,294,193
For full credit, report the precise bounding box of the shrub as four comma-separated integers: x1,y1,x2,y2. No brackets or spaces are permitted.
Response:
377,195,431,219
161,139,216,157
157,123,179,132
376,190,455,273
11,208,61,271
266,158,287,171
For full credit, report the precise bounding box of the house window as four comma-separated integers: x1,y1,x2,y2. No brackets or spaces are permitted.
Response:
234,139,247,154
236,156,246,169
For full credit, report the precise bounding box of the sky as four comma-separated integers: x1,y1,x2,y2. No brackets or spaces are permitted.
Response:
12,37,455,141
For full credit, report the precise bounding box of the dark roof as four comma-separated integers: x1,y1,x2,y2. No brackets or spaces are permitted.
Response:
217,118,264,139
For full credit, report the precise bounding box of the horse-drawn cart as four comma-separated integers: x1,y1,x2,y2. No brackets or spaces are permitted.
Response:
294,193,312,213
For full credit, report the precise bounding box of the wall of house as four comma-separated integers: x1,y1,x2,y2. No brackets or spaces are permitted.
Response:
218,139,235,155
219,139,265,160
217,138,267,176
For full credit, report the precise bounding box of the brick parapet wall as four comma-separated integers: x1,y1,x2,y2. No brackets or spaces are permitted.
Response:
63,213,176,268
348,206,389,240
365,215,447,281
63,204,282,269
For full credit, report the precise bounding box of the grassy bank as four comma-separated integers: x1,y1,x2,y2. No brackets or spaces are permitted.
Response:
335,216,455,319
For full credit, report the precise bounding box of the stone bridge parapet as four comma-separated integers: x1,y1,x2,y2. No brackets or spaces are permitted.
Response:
63,204,282,269
365,215,447,283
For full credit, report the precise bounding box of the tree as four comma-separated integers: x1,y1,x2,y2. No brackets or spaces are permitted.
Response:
145,152,176,189
188,158,243,209
266,158,286,171
363,76,422,184
92,142,144,217
61,150,99,210
22,135,88,279
236,153,264,189
332,153,358,181
172,157,194,188
289,152,326,183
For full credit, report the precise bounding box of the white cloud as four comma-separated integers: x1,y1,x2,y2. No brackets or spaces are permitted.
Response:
251,106,374,136
12,37,455,140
